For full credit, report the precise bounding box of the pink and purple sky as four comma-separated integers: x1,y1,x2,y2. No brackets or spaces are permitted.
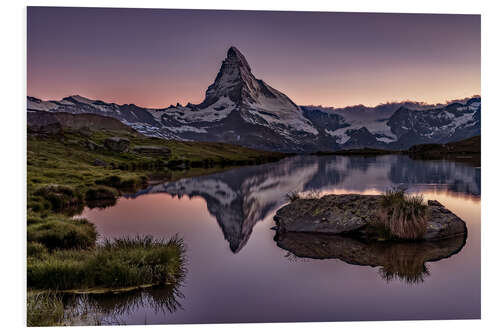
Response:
27,7,480,108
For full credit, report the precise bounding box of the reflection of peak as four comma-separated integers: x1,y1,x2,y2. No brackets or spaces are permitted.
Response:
140,157,333,253
131,154,480,253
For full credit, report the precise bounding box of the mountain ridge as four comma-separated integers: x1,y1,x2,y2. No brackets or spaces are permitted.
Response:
27,47,481,153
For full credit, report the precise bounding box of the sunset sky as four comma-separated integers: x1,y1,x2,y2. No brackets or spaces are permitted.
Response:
27,7,480,108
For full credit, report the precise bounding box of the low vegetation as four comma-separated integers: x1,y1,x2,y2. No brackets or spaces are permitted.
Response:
378,188,428,240
28,128,285,323
27,236,186,326
285,191,301,202
28,236,185,291
286,190,322,202
28,129,287,216
27,215,97,251
408,135,480,166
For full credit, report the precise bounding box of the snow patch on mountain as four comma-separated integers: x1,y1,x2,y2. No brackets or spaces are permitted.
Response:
170,97,236,123
164,125,208,133
68,95,95,104
324,116,397,144
27,98,58,111
247,97,318,135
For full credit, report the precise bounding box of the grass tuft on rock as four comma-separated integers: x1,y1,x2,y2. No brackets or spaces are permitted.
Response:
27,235,186,291
379,188,428,240
286,190,321,202
286,191,300,202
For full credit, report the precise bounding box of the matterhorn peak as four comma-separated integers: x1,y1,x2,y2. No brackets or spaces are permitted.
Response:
197,46,260,108
191,46,317,137
225,46,252,73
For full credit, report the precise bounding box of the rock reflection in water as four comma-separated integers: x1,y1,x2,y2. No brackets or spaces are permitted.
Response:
275,232,467,284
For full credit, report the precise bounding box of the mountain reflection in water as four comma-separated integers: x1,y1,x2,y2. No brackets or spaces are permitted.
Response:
81,155,480,324
128,155,480,253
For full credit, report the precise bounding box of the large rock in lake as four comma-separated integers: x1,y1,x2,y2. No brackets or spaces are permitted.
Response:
274,194,467,241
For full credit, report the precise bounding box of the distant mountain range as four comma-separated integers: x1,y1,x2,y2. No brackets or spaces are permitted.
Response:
27,46,481,153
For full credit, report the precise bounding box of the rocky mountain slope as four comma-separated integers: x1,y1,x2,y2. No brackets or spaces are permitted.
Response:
27,46,481,153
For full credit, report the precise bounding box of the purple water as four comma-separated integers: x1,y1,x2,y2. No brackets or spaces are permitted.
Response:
78,155,480,324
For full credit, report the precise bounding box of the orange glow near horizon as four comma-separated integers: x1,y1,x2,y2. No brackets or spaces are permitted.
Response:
28,8,480,109
27,62,481,109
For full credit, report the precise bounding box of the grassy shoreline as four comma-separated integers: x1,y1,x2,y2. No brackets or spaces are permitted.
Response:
27,128,288,325
28,129,287,215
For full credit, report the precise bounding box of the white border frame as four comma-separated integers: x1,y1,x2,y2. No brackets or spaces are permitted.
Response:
2,1,498,332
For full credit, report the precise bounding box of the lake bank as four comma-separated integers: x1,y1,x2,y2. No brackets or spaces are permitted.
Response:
27,127,289,326
312,135,481,167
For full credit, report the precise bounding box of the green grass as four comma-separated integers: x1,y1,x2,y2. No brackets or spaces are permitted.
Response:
27,215,97,251
379,189,428,240
28,236,185,291
32,184,84,213
26,128,285,323
28,130,286,216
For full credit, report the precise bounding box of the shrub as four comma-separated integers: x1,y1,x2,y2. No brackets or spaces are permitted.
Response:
84,186,118,208
301,190,321,200
27,216,97,250
85,186,117,201
95,175,144,192
379,189,428,240
95,175,122,188
27,236,186,291
33,185,83,212
286,190,322,202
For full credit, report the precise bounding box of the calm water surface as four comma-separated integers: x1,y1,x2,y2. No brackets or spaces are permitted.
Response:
79,155,481,324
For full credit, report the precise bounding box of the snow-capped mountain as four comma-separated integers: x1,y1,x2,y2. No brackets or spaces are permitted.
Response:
27,46,480,152
302,96,481,150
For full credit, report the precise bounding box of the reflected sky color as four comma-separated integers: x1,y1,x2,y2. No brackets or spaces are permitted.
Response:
28,7,480,108
81,155,480,324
